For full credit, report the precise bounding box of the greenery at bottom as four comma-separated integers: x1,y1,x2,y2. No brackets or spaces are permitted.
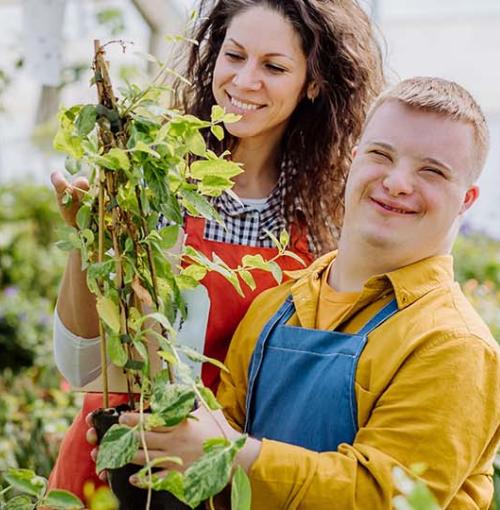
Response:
0,184,499,507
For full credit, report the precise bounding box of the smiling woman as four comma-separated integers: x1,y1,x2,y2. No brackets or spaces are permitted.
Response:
48,0,385,502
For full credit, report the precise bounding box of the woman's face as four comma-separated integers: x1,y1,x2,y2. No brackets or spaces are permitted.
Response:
212,5,308,142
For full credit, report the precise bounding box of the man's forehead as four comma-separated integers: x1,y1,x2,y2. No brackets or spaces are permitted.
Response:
360,100,475,172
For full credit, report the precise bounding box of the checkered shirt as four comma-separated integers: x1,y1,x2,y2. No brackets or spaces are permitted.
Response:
159,171,292,247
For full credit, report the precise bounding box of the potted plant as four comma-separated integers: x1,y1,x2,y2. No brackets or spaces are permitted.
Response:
52,40,297,510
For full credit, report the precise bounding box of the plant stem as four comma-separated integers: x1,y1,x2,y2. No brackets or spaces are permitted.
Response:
134,185,176,383
139,390,153,510
209,496,216,510
97,168,109,408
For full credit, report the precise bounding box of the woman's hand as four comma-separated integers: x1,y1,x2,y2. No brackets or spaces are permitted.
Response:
50,171,89,227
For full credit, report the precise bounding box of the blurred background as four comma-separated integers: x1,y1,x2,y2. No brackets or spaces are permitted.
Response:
0,0,498,504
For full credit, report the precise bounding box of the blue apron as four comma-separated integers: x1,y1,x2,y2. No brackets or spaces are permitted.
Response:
244,296,398,452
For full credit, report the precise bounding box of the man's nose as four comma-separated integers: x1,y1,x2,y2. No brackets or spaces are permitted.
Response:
232,62,262,91
382,165,414,195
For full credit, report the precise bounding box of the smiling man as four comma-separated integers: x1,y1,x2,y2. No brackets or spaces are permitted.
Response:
105,77,500,509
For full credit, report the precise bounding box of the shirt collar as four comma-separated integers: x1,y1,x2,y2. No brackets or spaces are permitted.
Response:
289,251,455,326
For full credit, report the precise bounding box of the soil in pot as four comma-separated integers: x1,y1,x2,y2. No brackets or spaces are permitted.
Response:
92,404,204,510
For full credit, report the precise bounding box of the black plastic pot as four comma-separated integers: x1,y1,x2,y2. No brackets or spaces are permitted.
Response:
92,405,204,510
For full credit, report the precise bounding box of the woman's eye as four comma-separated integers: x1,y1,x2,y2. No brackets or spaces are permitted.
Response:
225,52,244,61
265,63,286,73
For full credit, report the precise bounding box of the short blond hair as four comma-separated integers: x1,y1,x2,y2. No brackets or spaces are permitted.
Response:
365,77,489,180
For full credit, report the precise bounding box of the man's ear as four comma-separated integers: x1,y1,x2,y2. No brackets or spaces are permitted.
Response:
460,185,479,214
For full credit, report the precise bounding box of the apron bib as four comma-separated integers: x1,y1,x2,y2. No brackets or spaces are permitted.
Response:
49,215,312,499
245,296,398,451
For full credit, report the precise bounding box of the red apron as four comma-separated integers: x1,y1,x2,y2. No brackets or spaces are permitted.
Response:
48,215,312,500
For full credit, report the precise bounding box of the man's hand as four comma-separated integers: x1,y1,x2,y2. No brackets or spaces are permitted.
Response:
86,407,262,485
50,171,89,227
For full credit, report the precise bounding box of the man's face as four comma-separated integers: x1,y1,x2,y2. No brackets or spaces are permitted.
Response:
344,100,479,266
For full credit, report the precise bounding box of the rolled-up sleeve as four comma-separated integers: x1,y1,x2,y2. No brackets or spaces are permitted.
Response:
53,309,102,387
244,335,499,509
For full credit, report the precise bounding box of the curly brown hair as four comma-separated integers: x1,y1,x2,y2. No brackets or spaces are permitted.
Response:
172,0,385,254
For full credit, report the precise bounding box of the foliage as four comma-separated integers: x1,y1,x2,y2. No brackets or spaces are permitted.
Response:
51,42,296,507
392,466,440,510
0,185,65,302
453,233,500,340
0,367,80,479
494,455,500,510
0,184,79,482
0,468,118,509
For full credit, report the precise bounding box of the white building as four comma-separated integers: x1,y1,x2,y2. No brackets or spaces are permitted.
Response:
0,0,498,237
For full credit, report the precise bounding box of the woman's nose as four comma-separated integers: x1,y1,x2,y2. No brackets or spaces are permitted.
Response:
232,62,261,91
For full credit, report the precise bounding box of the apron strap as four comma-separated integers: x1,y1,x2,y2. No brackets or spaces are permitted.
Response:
355,298,399,336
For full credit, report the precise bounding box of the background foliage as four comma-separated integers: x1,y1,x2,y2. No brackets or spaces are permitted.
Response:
0,184,498,508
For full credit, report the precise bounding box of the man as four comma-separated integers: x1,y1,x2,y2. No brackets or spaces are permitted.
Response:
103,77,500,508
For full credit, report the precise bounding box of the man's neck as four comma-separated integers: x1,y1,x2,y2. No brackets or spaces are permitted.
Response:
328,234,400,292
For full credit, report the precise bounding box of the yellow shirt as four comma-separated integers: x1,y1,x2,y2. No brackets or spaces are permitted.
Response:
218,251,500,509
315,261,361,330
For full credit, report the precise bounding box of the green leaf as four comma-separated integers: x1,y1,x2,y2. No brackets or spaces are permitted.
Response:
151,379,196,427
222,112,241,123
53,127,84,160
183,436,246,508
181,264,207,282
4,468,47,498
231,466,251,510
196,384,222,411
178,346,229,373
175,274,200,290
241,254,268,270
96,424,140,472
75,204,91,230
76,105,97,136
198,175,234,197
43,489,85,509
180,189,223,225
159,225,180,249
98,148,130,172
107,334,128,367
283,250,307,267
64,157,81,175
239,270,256,291
210,124,224,141
186,131,206,157
210,105,225,123
268,261,283,284
158,349,177,366
96,296,121,334
190,159,242,180
132,140,161,158
151,471,186,503
4,495,33,510
279,229,290,248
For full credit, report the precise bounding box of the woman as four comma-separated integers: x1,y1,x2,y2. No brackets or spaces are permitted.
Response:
49,0,384,500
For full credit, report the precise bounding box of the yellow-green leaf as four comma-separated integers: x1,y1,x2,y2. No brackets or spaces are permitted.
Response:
231,466,251,510
96,296,121,333
210,105,225,122
210,124,224,141
190,159,242,180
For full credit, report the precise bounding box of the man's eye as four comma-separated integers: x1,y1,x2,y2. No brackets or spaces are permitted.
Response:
423,167,445,177
369,150,391,160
